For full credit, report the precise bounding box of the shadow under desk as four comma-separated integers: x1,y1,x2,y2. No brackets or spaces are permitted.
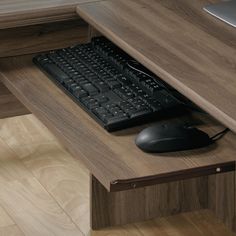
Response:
0,55,236,230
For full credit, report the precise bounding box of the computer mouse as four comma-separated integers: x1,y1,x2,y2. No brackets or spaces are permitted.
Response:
135,123,213,153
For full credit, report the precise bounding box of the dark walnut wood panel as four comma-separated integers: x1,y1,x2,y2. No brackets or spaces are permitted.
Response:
0,0,100,29
0,20,89,57
0,55,236,191
0,82,29,119
91,175,208,229
76,0,236,133
208,172,236,232
92,172,236,231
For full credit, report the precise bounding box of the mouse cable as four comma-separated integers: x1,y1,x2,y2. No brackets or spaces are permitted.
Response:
210,128,229,142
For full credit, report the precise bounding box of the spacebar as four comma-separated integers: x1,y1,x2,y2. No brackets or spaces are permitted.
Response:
130,109,152,119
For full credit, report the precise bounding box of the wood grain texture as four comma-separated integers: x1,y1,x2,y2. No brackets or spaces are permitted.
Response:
22,142,91,235
0,138,33,182
0,205,15,228
0,178,83,236
0,20,89,57
0,0,100,29
0,82,29,119
91,175,208,229
0,55,236,191
0,114,90,235
0,115,55,155
88,25,102,40
208,172,235,232
0,128,84,236
77,0,236,133
0,225,25,236
93,210,236,236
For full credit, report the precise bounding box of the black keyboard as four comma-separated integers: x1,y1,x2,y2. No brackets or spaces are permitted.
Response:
33,37,185,131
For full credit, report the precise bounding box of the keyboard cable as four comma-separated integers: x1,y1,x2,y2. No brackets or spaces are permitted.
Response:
126,61,206,113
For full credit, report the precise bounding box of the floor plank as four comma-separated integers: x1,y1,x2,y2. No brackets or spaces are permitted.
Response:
0,138,32,182
0,82,29,119
0,205,15,228
0,115,55,157
0,124,84,236
0,115,90,235
0,225,25,236
0,178,84,236
21,142,90,235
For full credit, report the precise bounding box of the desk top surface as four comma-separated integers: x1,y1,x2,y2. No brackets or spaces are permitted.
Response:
0,0,99,29
0,55,236,191
77,0,236,134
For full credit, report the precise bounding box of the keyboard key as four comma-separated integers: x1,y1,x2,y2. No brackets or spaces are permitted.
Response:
82,83,99,95
37,56,51,65
96,95,109,104
87,102,100,110
43,63,69,83
118,76,131,85
105,115,129,125
107,80,122,89
64,79,74,89
71,85,81,93
93,107,113,122
73,89,88,99
93,107,107,115
96,81,110,92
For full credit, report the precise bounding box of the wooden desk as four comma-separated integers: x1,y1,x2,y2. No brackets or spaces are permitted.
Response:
0,0,236,232
0,54,235,230
77,0,236,134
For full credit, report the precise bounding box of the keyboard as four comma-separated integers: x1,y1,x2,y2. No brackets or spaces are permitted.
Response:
33,37,185,131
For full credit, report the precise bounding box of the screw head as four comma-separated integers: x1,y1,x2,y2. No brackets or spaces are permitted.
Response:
131,183,137,188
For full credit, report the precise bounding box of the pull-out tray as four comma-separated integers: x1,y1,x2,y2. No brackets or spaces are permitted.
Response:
0,55,235,191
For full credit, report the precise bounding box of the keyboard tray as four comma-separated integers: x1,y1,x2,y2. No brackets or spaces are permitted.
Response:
0,55,235,191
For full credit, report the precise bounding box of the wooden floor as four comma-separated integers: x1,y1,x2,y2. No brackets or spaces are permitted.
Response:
0,114,235,236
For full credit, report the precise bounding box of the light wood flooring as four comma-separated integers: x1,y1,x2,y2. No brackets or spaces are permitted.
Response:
0,114,235,236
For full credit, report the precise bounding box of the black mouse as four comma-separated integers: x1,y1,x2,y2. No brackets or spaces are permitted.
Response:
135,123,213,153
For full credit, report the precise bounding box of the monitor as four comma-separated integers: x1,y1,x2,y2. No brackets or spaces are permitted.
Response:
204,1,236,27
